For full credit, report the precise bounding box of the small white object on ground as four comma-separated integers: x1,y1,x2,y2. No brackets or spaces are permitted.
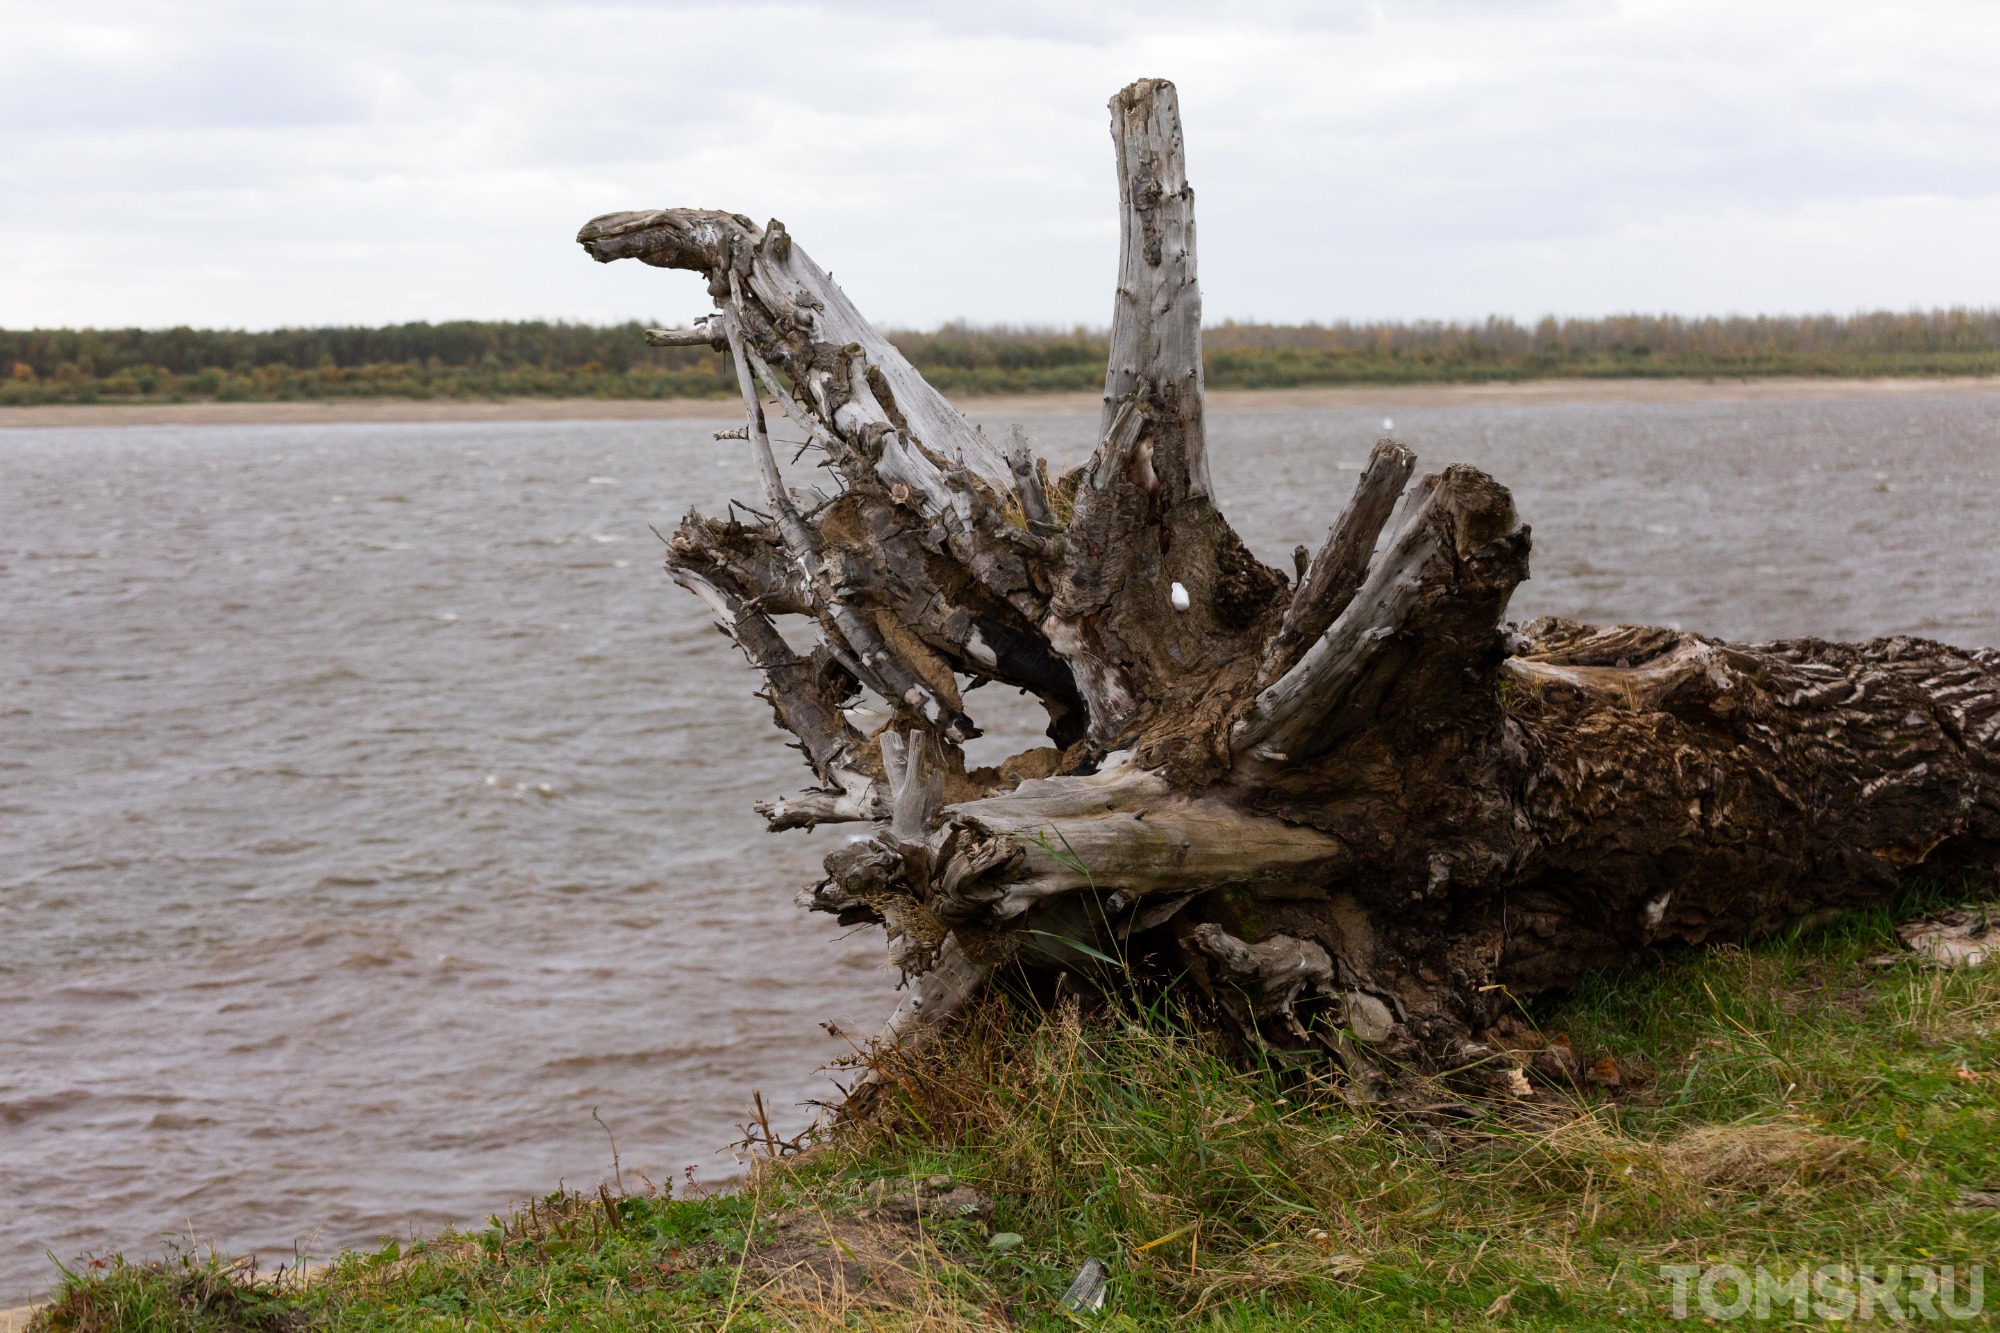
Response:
1062,1257,1110,1311
1871,907,1998,969
989,1231,1024,1251
1170,581,1190,612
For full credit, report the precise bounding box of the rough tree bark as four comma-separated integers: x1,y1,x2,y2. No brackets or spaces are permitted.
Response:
577,79,2000,1094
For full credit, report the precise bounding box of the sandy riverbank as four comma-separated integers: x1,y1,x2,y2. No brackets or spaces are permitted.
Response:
4,376,1999,430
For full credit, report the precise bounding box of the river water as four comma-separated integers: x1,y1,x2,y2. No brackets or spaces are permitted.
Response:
3,393,1998,1301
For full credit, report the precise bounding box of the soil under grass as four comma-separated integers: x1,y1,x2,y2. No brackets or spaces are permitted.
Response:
28,885,2000,1330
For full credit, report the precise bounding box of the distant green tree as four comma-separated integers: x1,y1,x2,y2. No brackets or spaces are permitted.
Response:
4,310,1998,405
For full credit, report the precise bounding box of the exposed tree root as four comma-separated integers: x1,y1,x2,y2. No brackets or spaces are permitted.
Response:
577,78,2000,1099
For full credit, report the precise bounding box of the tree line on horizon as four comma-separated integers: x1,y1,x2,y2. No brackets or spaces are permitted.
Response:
6,310,2000,405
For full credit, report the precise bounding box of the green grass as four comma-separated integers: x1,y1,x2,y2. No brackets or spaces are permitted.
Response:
32,889,1999,1330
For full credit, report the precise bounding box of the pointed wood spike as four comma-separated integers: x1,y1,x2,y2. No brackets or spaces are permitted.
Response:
1257,438,1418,688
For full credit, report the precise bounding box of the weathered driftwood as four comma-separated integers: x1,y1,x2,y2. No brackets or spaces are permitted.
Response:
579,78,2000,1094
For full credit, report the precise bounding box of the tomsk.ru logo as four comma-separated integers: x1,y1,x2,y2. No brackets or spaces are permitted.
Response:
1659,1263,1985,1321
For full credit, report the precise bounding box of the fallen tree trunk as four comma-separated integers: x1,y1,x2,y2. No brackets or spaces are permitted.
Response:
577,79,2000,1093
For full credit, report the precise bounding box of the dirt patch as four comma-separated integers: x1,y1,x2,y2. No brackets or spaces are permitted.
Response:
744,1179,996,1309
746,1210,938,1307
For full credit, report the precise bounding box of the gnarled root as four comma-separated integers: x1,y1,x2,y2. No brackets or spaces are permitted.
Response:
579,79,2000,1097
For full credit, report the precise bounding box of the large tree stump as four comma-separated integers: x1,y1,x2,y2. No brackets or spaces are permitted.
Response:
577,80,2000,1093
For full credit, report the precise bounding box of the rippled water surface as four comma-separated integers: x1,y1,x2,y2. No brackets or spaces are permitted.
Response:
4,394,1998,1301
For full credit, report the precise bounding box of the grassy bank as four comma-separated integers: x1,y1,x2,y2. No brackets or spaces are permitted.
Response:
32,888,1999,1330
7,311,2000,407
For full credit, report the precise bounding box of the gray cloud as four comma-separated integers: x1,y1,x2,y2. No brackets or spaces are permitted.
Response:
1,0,1995,328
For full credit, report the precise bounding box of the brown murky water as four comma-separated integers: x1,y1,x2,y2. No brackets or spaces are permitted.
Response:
4,394,1998,1301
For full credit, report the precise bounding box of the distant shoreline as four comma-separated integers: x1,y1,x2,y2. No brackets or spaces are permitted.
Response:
4,375,1999,429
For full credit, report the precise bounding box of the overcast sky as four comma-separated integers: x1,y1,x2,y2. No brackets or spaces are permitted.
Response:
3,0,1998,331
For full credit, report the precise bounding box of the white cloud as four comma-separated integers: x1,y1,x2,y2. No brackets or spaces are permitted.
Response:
0,0,1996,329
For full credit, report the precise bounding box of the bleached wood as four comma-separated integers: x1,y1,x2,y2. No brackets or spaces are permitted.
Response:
855,935,989,1086
1101,78,1208,499
883,729,945,846
644,323,724,348
1005,425,1053,531
1232,466,1524,770
718,297,963,738
934,764,1346,920
663,559,865,792
1258,438,1416,687
754,769,882,831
